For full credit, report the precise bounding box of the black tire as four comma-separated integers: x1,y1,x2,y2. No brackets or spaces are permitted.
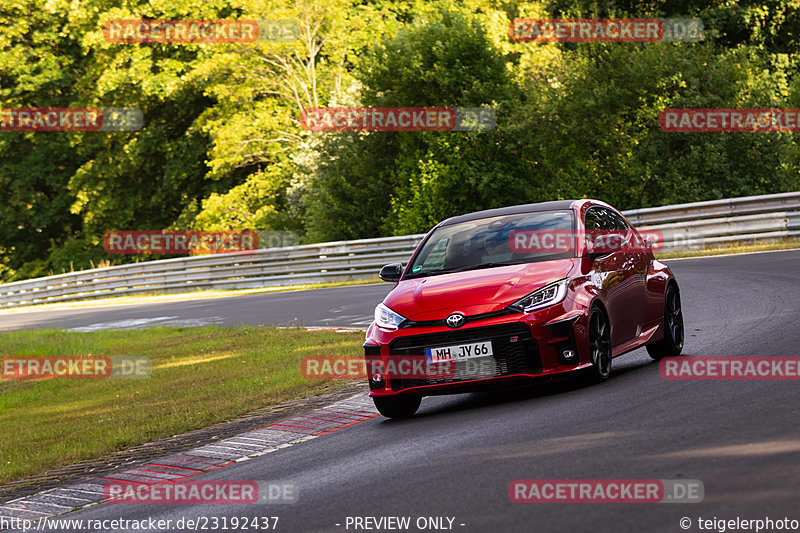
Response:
647,283,684,360
373,395,421,419
585,306,612,383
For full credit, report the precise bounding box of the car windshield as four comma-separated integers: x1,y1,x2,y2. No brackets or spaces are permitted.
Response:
405,210,576,278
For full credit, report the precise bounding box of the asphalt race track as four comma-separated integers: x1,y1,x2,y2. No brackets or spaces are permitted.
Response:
0,284,392,332
3,250,800,532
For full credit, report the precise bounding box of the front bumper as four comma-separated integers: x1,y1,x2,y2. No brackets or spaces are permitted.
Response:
364,304,590,397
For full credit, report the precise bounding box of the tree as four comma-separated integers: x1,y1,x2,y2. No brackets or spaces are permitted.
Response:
306,4,522,239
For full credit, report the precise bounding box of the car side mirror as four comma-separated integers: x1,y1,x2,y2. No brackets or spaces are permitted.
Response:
379,263,404,282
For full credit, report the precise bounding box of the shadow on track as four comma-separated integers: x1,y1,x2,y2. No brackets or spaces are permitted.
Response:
376,350,662,423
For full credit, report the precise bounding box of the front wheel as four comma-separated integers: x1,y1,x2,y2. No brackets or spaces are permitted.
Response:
647,284,684,360
373,395,421,418
584,306,612,383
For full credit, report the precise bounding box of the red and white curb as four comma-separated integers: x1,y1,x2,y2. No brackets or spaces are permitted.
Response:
0,393,377,522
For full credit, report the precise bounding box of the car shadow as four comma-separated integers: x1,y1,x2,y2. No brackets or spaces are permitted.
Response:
377,350,666,423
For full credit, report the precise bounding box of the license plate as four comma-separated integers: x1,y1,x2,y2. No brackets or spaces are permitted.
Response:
425,341,493,362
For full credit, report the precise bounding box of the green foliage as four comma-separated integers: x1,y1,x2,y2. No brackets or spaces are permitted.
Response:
306,4,520,237
2,0,800,280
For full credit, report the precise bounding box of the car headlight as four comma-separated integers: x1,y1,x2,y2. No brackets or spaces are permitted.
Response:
510,278,570,312
374,303,407,330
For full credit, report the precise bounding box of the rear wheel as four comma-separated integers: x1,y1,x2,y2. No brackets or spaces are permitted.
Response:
373,395,421,419
585,306,612,383
647,284,684,360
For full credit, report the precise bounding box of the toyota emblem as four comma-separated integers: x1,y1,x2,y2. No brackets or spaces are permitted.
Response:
446,313,466,328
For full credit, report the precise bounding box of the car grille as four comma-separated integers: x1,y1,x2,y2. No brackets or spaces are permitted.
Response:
388,323,542,391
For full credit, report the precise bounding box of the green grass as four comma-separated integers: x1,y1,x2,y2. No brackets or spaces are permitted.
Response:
656,237,800,259
0,326,364,483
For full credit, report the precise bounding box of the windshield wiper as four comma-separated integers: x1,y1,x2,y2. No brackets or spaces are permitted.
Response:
406,261,522,278
404,268,460,278
453,261,522,272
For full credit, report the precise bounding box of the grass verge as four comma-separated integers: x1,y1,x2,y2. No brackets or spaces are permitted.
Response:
0,326,363,484
656,237,800,260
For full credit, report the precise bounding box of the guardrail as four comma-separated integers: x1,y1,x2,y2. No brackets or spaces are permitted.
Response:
1,192,799,308
623,191,800,225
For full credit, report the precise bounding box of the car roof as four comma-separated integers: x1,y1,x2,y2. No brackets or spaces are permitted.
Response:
438,199,580,227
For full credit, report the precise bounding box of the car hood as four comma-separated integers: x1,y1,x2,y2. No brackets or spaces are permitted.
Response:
384,259,577,321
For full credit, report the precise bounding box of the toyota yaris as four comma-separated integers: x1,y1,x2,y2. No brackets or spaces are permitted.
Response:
363,199,684,418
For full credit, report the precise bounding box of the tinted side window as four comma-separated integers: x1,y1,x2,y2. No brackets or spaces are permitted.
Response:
585,207,629,231
604,209,630,231
584,208,600,230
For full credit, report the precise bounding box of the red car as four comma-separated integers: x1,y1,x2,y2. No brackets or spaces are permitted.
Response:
364,200,684,418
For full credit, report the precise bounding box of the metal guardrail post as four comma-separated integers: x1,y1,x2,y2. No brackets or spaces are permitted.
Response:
787,210,800,231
